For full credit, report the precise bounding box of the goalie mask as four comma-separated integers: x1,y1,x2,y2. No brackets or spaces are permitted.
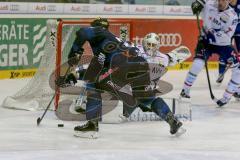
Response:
142,33,160,56
90,17,109,29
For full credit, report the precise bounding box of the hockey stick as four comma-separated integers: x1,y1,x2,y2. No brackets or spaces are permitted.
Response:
196,13,218,102
204,56,218,102
37,66,71,126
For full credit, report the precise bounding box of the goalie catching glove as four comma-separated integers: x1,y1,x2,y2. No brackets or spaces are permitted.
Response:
166,46,191,66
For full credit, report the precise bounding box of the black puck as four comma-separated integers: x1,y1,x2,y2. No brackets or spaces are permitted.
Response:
58,124,64,127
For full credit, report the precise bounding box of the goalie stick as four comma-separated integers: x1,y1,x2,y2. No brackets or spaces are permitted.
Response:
37,66,71,126
196,13,218,103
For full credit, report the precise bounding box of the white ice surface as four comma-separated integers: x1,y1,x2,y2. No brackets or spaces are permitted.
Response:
0,70,240,160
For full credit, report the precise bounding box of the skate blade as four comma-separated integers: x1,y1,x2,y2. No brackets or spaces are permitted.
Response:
74,131,99,139
173,127,186,137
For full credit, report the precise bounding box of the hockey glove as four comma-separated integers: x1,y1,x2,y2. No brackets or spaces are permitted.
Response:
68,48,84,66
55,76,67,87
191,0,205,15
65,73,77,85
55,73,77,87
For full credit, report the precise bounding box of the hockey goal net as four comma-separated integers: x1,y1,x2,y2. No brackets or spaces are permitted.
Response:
2,19,133,111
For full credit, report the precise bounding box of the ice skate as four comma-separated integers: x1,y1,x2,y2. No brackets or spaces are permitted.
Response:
216,97,230,107
74,120,99,139
180,89,190,99
166,113,186,136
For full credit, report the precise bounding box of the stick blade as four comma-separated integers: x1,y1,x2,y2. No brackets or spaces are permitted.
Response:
37,117,41,126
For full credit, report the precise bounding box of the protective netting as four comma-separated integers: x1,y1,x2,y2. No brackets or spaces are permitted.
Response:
2,20,58,111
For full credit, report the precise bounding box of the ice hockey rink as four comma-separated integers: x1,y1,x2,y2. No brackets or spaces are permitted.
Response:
0,70,240,160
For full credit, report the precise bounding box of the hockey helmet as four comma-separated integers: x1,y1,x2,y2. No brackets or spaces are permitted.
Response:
90,17,109,29
142,33,160,56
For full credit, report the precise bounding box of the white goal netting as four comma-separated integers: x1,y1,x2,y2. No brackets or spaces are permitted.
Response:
2,20,59,111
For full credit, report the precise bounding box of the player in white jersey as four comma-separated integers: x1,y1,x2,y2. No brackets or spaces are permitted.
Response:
180,0,240,107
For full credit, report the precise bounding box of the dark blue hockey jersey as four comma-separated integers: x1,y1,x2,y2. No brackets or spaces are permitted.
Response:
69,26,129,64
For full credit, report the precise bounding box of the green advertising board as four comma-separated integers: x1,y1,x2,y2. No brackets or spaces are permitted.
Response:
0,18,46,79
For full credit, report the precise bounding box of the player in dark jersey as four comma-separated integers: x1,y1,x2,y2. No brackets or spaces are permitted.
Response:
63,17,142,138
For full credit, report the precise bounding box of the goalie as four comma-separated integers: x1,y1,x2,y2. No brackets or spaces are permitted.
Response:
121,33,191,135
